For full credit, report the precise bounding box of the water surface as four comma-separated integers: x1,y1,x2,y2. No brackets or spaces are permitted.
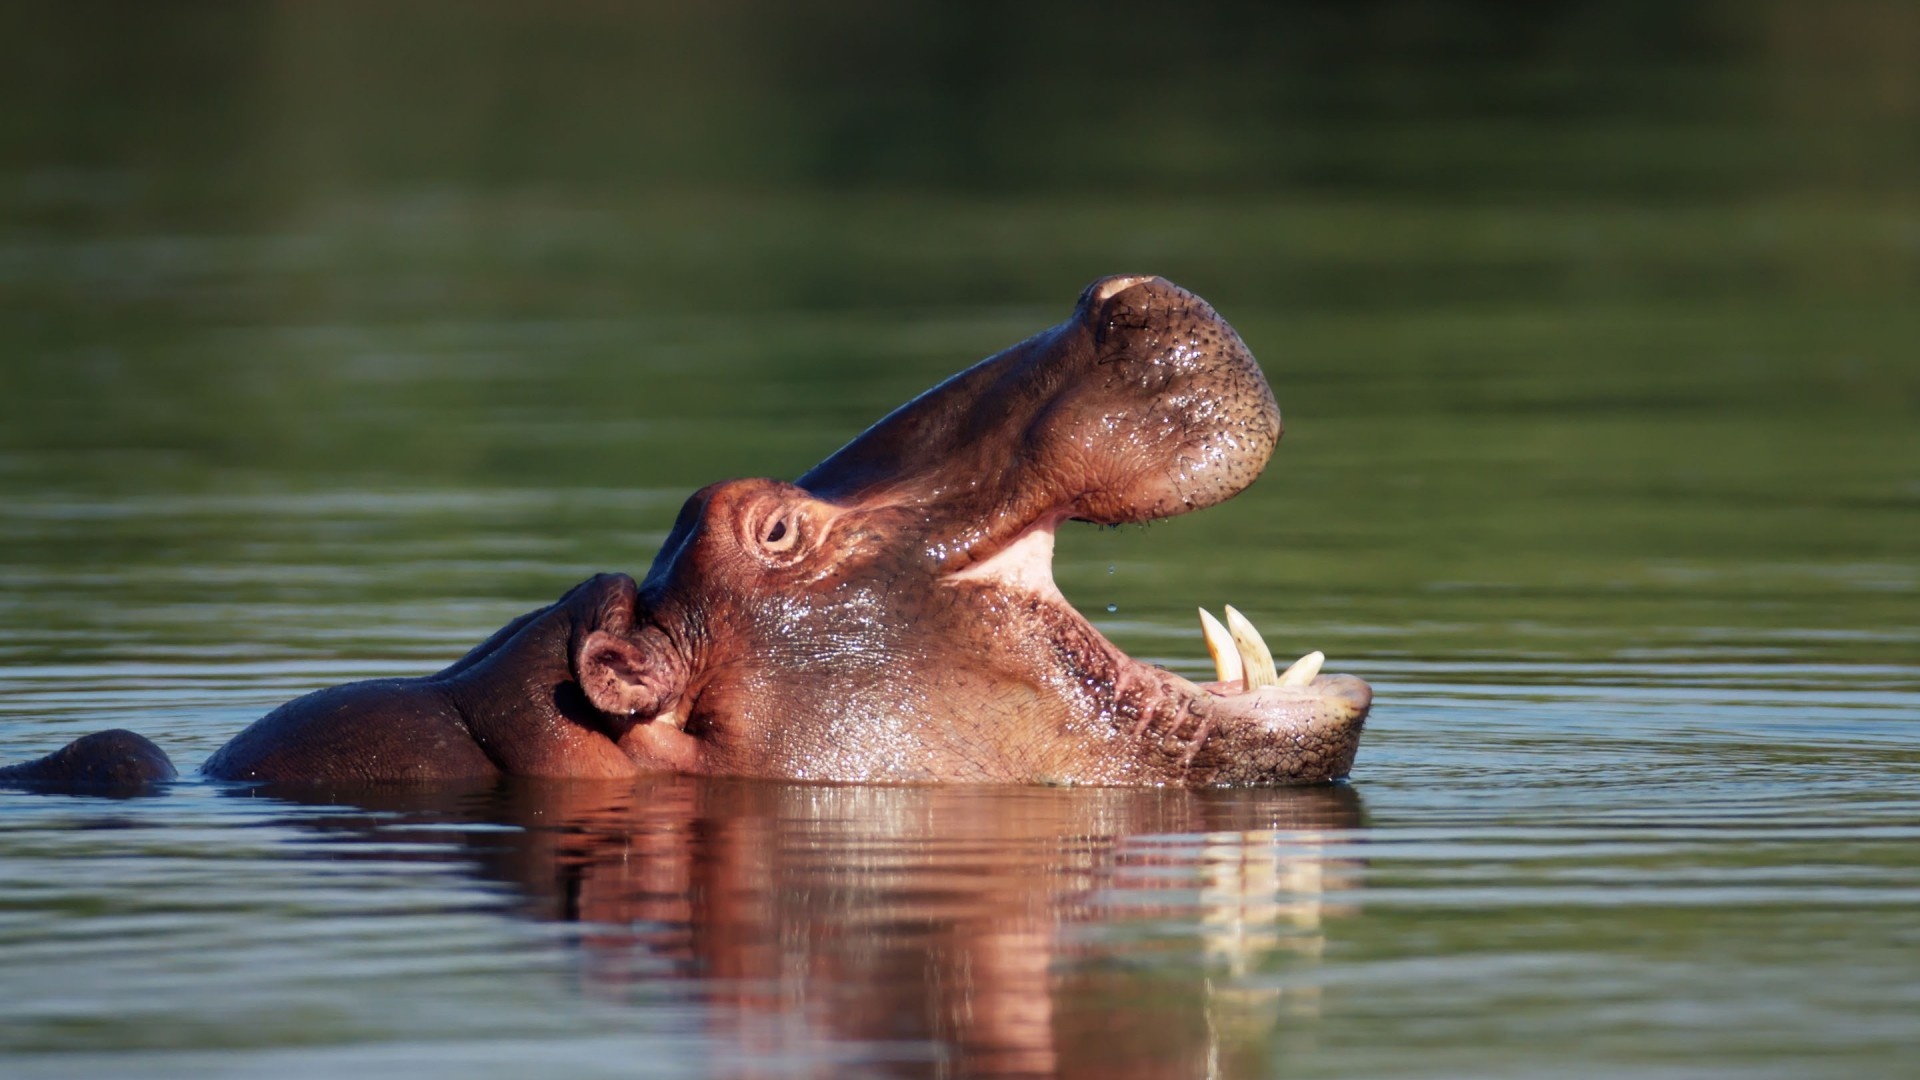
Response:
3,4,1918,1077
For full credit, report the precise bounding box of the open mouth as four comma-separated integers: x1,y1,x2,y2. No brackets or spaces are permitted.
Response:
949,512,1370,782
796,272,1370,783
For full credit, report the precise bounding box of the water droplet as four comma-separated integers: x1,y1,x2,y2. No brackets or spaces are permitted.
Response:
1106,603,1118,613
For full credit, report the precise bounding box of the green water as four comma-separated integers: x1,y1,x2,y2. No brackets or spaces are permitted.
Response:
3,3,1917,1077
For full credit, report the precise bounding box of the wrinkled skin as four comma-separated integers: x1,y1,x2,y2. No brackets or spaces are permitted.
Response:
2,276,1370,790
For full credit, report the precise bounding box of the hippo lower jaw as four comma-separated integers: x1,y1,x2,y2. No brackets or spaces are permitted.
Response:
950,512,1370,786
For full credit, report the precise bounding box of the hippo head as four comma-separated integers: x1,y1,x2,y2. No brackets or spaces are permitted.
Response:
575,276,1370,785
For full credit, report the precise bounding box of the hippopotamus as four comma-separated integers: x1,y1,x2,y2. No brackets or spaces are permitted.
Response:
1,276,1370,792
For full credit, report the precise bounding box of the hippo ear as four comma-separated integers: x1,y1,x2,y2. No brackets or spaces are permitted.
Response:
574,628,684,720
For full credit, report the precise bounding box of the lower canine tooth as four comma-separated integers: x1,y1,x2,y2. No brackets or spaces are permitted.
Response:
1223,605,1280,689
1278,650,1325,688
1198,608,1244,687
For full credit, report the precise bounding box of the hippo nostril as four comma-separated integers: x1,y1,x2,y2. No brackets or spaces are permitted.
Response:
1077,274,1161,326
1087,275,1190,346
1091,274,1157,305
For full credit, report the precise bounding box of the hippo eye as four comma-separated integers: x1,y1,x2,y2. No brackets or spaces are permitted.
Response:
759,512,800,554
743,496,815,567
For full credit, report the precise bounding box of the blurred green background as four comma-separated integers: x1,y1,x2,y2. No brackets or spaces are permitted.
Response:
1,0,1915,669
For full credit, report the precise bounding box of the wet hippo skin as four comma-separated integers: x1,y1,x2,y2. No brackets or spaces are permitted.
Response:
4,276,1370,790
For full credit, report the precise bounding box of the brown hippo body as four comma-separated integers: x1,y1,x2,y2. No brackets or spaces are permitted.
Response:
4,276,1370,791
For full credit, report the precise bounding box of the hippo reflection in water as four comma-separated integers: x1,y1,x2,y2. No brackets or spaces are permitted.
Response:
2,276,1370,791
258,778,1368,1077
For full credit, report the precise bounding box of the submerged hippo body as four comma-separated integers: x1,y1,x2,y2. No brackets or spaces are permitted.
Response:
5,276,1370,791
